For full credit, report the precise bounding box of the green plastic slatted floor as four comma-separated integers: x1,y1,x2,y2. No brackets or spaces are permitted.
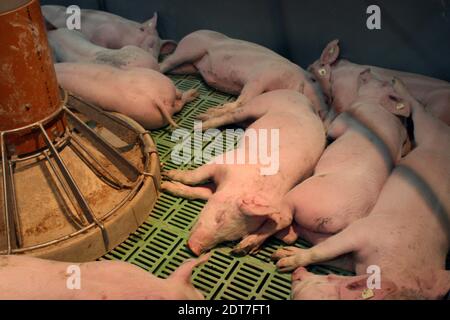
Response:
100,74,353,300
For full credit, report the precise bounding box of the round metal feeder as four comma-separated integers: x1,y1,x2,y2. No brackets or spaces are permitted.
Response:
0,0,161,262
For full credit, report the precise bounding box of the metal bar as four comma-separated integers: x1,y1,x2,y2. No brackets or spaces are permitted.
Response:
44,152,85,228
69,133,126,190
38,124,110,251
1,134,11,253
9,127,71,164
64,107,140,182
8,160,22,248
66,95,137,145
0,107,64,135
1,133,19,252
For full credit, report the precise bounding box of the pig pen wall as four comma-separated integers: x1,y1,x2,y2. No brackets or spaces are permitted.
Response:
41,0,450,81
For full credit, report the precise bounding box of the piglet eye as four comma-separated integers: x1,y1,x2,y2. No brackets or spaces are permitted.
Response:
140,27,145,32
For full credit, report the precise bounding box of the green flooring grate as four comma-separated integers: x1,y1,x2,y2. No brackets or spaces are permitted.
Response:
100,74,353,300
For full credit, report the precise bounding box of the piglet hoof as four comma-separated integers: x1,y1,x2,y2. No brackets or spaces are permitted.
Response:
231,244,255,256
196,101,236,121
231,247,248,257
168,122,180,130
185,89,199,102
231,236,261,256
160,181,175,191
161,169,186,182
196,112,211,121
271,246,298,260
272,247,311,273
161,170,173,179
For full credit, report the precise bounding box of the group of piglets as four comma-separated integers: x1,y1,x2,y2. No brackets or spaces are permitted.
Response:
160,34,450,300
4,6,447,300
43,5,195,129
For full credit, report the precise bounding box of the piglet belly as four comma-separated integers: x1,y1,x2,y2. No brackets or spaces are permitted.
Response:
196,52,253,94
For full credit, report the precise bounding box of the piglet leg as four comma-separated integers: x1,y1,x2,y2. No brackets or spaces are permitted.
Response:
163,165,217,185
161,181,214,200
175,89,199,112
162,165,218,199
197,102,261,131
232,199,293,255
197,101,241,120
272,223,361,272
159,41,206,74
168,63,199,75
197,109,246,131
274,223,302,244
198,81,266,120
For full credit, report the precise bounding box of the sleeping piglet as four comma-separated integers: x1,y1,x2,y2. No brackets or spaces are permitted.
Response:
162,90,325,256
42,5,176,57
0,254,208,300
47,29,159,70
309,39,450,125
55,62,198,129
160,30,329,119
273,80,450,300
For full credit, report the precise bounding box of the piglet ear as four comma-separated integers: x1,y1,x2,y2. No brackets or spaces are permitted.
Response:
44,17,57,31
238,197,278,217
144,12,158,30
380,93,412,117
357,68,373,88
320,39,340,65
160,39,178,55
391,77,423,117
339,275,397,300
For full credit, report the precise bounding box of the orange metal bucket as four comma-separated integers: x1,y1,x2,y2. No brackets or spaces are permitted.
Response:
0,0,65,155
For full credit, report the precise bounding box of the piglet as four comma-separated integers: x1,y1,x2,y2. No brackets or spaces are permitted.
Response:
160,30,329,119
0,254,208,299
162,90,325,256
42,5,176,57
309,39,450,125
55,62,198,129
48,29,159,70
273,80,450,300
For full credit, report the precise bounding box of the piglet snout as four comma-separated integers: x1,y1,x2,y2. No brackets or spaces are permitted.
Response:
187,238,205,256
292,267,313,281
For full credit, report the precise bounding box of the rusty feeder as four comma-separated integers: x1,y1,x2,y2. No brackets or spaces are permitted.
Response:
0,0,161,262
